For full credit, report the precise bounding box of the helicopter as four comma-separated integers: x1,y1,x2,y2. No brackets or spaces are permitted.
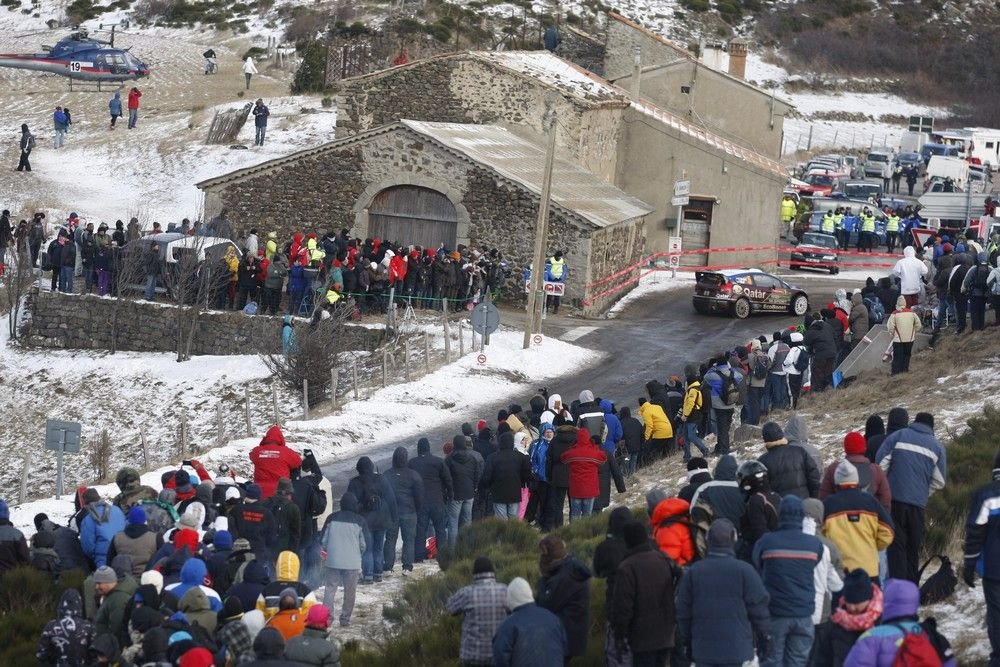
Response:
0,25,149,82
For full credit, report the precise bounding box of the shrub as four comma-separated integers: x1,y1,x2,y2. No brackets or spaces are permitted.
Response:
0,567,86,664
242,46,267,61
290,40,328,94
924,405,1000,558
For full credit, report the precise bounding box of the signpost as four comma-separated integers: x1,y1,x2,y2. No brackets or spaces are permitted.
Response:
470,300,500,351
45,419,82,499
908,115,934,134
673,175,689,236
668,236,683,278
522,279,566,296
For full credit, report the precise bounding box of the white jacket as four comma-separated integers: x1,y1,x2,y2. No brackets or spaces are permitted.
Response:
243,58,258,75
891,246,928,296
805,517,844,624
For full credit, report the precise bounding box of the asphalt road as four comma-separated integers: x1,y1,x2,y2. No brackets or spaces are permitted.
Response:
319,271,857,495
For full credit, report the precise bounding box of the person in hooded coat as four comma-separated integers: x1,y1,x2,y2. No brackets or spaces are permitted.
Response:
560,428,608,522
30,530,61,579
863,415,887,463
753,496,826,667
225,559,270,613
384,447,423,573
493,578,566,667
165,557,223,611
690,455,745,526
679,458,712,503
446,436,481,546
536,534,592,660
179,586,219,634
37,588,94,666
79,491,127,569
785,415,823,471
618,406,644,476
256,550,316,619
481,431,532,519
649,495,695,566
545,424,578,528
108,506,161,577
592,506,632,663
410,437,452,563
869,409,911,466
758,422,821,499
599,399,623,456
244,627,305,667
677,519,770,666
346,456,397,584
249,426,302,500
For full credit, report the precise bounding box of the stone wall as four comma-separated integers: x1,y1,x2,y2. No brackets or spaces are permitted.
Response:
586,218,646,313
556,26,606,76
604,13,689,80
23,291,381,355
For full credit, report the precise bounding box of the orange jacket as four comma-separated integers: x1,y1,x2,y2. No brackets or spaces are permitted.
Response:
266,607,306,641
650,497,694,565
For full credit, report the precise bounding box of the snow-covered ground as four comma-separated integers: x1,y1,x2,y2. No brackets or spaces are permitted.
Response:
606,269,694,318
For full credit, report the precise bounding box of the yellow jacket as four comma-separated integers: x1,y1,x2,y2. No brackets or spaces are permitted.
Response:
886,308,921,343
638,401,672,440
225,253,239,283
682,381,703,419
256,551,318,619
821,492,894,577
780,199,797,222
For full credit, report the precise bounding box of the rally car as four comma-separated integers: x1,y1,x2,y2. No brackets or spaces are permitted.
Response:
693,268,810,320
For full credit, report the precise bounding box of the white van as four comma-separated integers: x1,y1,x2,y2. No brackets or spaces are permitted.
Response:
925,155,969,188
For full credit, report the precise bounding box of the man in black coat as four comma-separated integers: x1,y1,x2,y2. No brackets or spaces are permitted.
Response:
35,514,89,572
229,484,278,564
803,315,838,391
409,437,452,563
537,534,592,662
678,458,712,503
612,522,679,666
757,422,821,499
446,435,481,547
384,447,423,574
545,425,578,530
689,455,745,526
481,432,531,520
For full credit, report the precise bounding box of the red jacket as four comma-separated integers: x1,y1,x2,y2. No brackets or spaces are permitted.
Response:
650,497,694,565
249,425,302,499
560,429,607,499
127,89,142,110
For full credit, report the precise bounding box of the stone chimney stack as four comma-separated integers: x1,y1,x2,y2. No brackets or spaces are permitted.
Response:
728,39,747,79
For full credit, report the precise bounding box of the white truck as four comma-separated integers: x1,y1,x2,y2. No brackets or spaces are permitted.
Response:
924,155,969,189
963,127,1000,168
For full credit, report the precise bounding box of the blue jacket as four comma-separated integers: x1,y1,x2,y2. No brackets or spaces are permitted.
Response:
288,264,307,293
109,94,122,116
844,579,956,667
53,110,68,131
80,501,126,568
166,557,223,611
875,422,946,508
752,495,823,618
676,542,770,664
493,602,567,667
965,476,1000,580
599,400,623,455
529,429,551,482
253,104,269,128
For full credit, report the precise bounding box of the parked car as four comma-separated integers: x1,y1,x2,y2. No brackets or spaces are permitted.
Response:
921,143,960,166
864,148,895,177
843,180,883,201
789,232,840,275
693,268,810,320
799,171,843,197
806,210,887,246
896,152,922,170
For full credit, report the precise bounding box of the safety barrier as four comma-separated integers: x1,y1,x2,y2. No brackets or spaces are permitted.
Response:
583,243,906,306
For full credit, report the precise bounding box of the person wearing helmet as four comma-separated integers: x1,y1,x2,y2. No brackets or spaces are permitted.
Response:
736,460,781,562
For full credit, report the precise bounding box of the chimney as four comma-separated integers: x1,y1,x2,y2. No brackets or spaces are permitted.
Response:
728,39,747,79
632,45,642,97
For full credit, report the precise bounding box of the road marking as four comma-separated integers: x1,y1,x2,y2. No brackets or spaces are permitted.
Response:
561,326,598,342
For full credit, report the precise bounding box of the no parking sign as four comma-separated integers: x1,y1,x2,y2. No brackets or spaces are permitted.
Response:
476,353,487,365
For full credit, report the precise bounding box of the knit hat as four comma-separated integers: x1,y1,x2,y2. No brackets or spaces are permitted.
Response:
915,412,935,429
276,478,293,495
219,596,245,623
417,437,430,455
842,569,874,604
843,431,867,456
245,483,262,500
623,521,648,549
174,470,192,490
802,498,825,525
213,530,233,550
461,423,474,437
477,419,487,432
835,460,859,487
225,487,241,502
141,570,164,593
83,488,101,504
686,457,709,471
579,389,595,403
0,500,8,521
94,566,117,584
178,511,200,530
306,604,330,629
762,422,786,447
179,647,215,667
127,506,147,526
472,556,495,574
506,577,534,610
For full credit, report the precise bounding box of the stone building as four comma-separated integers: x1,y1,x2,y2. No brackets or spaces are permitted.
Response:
334,48,787,261
196,120,652,313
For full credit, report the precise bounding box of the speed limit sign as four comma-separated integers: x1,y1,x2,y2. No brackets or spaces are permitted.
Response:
476,353,487,365
533,334,543,346
669,254,680,267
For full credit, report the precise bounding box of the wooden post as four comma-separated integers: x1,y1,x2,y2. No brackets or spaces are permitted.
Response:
459,321,465,357
382,351,388,387
303,379,310,420
19,448,30,505
352,359,359,399
244,386,252,436
442,298,451,362
404,339,411,380
272,383,280,426
330,368,339,409
140,427,149,470
423,333,430,373
216,402,224,447
180,413,188,458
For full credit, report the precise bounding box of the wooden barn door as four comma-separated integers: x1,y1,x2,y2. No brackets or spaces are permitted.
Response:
368,186,458,249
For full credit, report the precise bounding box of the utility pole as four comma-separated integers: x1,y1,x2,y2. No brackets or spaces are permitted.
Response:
524,102,558,349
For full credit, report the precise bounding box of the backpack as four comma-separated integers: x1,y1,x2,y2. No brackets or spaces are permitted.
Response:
689,498,714,561
26,133,35,151
890,619,953,667
864,296,886,325
360,478,382,513
578,412,608,444
40,247,52,271
917,555,958,605
718,369,739,406
752,353,770,380
854,460,874,494
265,497,292,543
793,347,811,373
973,265,989,292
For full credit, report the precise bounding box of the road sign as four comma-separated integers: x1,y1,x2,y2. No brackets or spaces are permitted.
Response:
45,419,81,453
908,115,934,133
671,195,689,207
523,280,565,296
470,301,500,335
45,419,81,501
533,334,543,345
668,236,683,253
669,254,680,267
673,180,690,197
476,353,487,365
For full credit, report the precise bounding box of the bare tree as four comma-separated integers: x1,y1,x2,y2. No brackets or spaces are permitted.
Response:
3,236,37,339
89,429,113,482
109,244,148,354
161,237,227,361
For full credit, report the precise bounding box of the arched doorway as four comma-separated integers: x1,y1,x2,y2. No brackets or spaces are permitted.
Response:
367,185,458,249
